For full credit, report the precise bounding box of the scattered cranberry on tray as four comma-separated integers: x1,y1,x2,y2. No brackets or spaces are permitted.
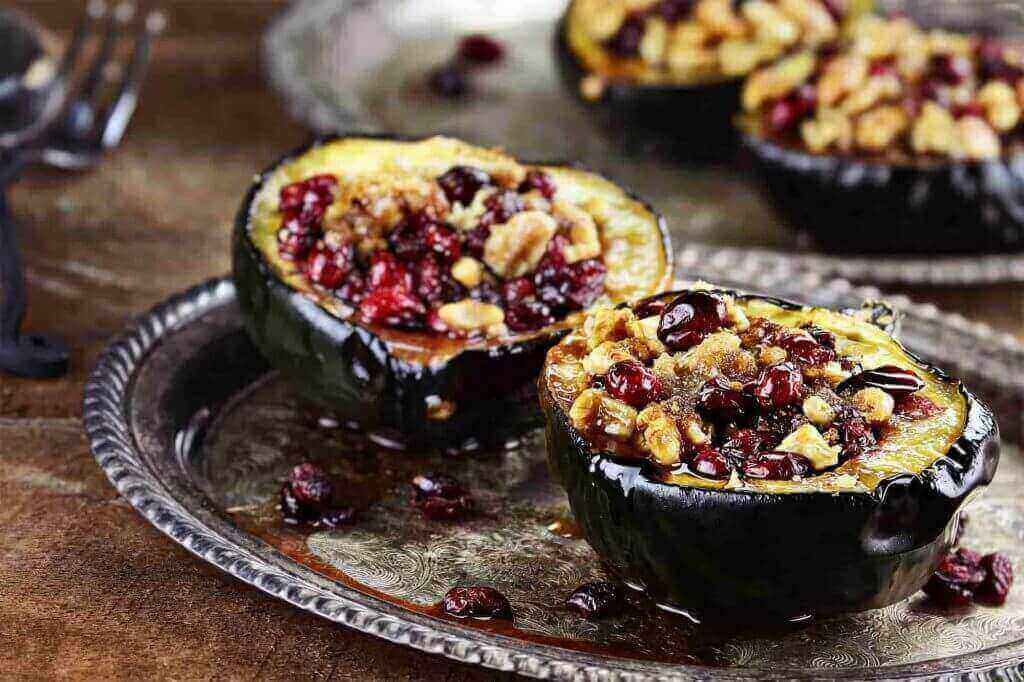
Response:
411,473,473,521
924,547,1013,608
279,463,356,529
442,586,513,620
565,581,623,619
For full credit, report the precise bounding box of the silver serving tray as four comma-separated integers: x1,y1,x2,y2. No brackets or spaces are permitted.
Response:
85,269,1024,680
262,0,1024,286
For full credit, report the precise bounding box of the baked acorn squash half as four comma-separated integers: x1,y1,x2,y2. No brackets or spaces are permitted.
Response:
556,0,863,156
540,286,999,623
739,15,1024,253
233,136,672,448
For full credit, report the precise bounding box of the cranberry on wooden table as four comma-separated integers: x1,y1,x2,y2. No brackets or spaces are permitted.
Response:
442,586,513,620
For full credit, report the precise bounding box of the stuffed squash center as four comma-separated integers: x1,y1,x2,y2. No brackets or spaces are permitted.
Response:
542,288,967,494
247,137,668,354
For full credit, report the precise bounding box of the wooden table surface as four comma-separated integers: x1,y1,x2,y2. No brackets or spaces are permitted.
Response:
0,2,1020,679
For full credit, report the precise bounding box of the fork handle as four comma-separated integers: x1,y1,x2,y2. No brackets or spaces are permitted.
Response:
0,185,69,378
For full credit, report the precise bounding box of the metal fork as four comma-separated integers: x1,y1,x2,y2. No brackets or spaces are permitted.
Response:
0,2,164,378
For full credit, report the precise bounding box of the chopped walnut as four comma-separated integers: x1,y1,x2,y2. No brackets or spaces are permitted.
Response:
483,210,558,278
848,15,914,59
777,0,837,46
640,17,670,64
667,43,718,78
817,54,868,107
438,299,505,332
777,423,840,470
742,1,799,47
977,81,1021,132
758,345,788,366
580,1,627,41
802,395,835,427
580,74,606,101
801,108,853,153
583,337,661,376
803,360,851,387
895,30,929,80
718,39,765,77
855,105,908,152
742,50,816,110
841,75,900,116
570,389,637,441
677,330,742,375
951,116,1001,161
584,308,634,350
852,387,895,424
694,0,746,38
671,21,711,47
447,187,495,232
451,257,483,288
911,101,956,156
553,201,602,264
637,404,683,465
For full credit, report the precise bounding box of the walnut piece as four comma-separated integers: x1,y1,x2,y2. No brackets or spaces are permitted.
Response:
777,423,840,470
483,210,558,278
852,387,895,424
451,257,483,288
553,201,602,264
438,299,505,332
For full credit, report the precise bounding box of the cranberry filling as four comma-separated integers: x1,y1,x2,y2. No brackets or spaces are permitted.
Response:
275,166,606,337
753,362,805,409
604,360,663,407
742,451,812,480
604,13,645,58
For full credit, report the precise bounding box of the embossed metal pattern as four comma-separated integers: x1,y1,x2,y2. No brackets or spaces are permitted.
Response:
263,0,1024,285
84,274,1024,679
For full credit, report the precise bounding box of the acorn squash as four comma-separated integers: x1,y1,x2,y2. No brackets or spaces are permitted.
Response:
233,136,672,448
540,287,999,623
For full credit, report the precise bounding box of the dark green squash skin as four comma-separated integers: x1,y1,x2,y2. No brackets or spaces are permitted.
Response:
542,289,1000,623
232,136,672,449
742,133,1024,254
555,16,740,160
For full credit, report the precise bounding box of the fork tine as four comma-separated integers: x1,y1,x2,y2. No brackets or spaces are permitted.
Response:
51,0,104,87
74,2,125,111
98,9,164,149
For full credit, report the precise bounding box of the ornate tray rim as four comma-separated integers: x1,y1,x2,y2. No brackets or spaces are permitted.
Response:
84,274,1024,681
261,0,1024,287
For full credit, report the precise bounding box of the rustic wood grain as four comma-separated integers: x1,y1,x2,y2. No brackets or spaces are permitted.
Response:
0,2,1019,680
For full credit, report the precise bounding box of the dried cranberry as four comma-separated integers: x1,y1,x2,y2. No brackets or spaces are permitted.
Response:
501,277,535,304
457,34,505,65
604,360,663,407
305,244,353,290
838,365,925,397
368,252,414,291
924,549,987,608
837,415,876,460
765,84,816,138
315,506,357,529
442,586,513,620
895,394,942,420
565,581,623,618
720,428,767,459
337,271,367,305
388,217,430,262
535,256,606,313
657,291,728,352
428,64,469,98
505,300,556,332
414,255,463,304
469,281,502,306
978,37,1023,82
359,287,426,328
975,553,1014,606
742,451,812,480
438,166,491,206
518,170,557,199
465,224,491,258
929,54,971,85
753,362,805,409
280,175,338,212
869,56,897,77
479,190,524,228
280,463,335,523
411,473,473,521
691,448,732,480
777,332,835,366
278,230,316,261
604,13,645,58
696,376,747,423
821,0,845,21
633,297,667,319
752,404,806,449
653,0,693,22
424,223,462,263
919,77,951,106
952,102,985,119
